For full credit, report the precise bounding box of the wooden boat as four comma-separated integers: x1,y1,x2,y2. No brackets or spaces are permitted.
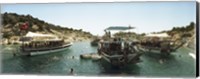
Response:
20,32,72,56
91,38,100,46
139,33,185,55
98,26,143,67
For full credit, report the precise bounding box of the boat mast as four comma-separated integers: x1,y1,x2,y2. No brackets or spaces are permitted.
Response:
128,25,131,40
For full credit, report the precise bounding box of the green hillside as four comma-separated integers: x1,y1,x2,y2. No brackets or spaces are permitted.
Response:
1,13,94,43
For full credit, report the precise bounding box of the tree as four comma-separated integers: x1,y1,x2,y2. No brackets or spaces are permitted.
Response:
2,33,11,39
141,33,146,36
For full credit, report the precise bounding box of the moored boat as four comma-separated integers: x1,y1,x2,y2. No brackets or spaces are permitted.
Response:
91,54,102,60
80,53,102,60
98,26,143,67
91,38,100,46
19,32,72,56
139,33,185,55
80,53,91,59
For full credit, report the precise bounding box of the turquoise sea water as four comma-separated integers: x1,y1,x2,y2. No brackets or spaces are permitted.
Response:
0,41,196,77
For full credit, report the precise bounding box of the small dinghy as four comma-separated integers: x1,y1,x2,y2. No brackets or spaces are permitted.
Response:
80,54,91,59
91,54,102,60
80,53,102,60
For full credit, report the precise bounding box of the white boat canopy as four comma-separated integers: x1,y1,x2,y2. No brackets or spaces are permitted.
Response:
25,32,56,38
105,26,135,31
20,32,61,41
145,33,170,38
104,26,135,38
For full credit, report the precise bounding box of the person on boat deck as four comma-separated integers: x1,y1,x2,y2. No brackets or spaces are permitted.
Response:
24,43,27,47
108,31,111,38
37,43,39,48
45,42,48,47
27,43,30,48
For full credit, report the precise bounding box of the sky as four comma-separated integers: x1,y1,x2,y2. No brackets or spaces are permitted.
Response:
1,2,196,36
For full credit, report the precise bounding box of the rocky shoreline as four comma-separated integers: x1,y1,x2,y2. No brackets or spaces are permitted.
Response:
0,36,93,45
1,13,95,44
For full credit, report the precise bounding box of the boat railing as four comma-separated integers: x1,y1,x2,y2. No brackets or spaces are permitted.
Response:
101,51,141,59
22,42,71,52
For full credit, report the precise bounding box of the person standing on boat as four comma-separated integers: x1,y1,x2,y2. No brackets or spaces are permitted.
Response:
108,31,111,38
98,39,104,55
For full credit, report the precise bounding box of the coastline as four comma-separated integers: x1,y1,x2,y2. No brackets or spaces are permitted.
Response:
0,38,93,45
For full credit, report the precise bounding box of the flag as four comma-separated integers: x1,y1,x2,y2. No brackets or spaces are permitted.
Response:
20,22,29,30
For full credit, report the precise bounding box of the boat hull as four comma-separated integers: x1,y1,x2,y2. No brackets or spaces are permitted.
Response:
21,43,72,56
30,45,70,56
100,52,142,67
138,46,172,55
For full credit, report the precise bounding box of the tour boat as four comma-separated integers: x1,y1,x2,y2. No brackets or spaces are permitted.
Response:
98,26,143,67
90,38,100,46
139,33,185,55
20,32,72,56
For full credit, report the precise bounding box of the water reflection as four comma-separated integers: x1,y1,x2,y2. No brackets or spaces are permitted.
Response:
99,59,140,76
144,52,176,61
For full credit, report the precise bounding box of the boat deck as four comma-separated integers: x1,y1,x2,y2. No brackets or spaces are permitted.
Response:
22,43,72,52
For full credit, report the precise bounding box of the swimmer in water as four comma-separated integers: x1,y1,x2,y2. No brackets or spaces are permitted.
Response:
69,68,74,75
